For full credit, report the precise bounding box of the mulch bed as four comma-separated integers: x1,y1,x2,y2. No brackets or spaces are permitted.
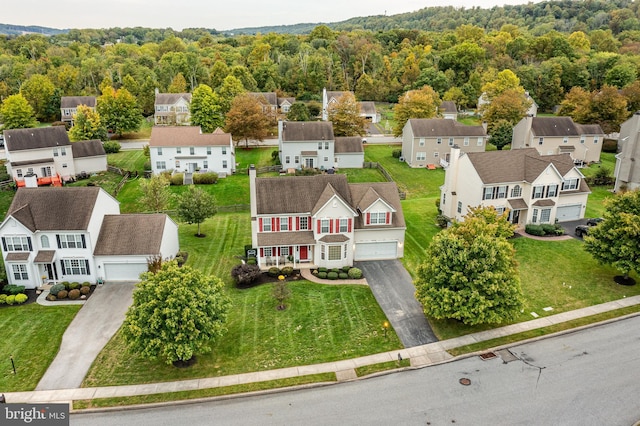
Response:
43,285,98,303
614,276,637,286
0,289,38,309
236,272,303,290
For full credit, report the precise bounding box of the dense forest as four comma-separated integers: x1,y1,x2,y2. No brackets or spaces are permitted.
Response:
1,0,640,131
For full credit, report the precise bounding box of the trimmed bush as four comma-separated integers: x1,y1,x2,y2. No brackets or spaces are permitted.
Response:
246,257,257,265
69,282,81,290
281,266,294,276
193,172,218,184
331,268,340,274
103,141,121,153
3,284,25,295
318,267,328,273
80,286,91,295
317,272,328,279
57,290,68,299
6,295,16,305
0,294,6,304
68,289,81,300
312,269,319,275
14,293,28,304
49,284,65,296
525,224,545,236
392,149,402,158
435,214,449,228
327,271,339,280
231,264,262,286
82,282,91,287
339,273,348,279
348,267,363,279
46,294,57,301
268,267,281,277
541,224,556,234
170,173,184,185
602,139,617,153
341,266,351,273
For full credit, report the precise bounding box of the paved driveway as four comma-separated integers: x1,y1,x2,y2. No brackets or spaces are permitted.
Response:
36,282,136,390
356,260,437,347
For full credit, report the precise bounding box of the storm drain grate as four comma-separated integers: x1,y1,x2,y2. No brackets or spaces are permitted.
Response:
479,351,497,360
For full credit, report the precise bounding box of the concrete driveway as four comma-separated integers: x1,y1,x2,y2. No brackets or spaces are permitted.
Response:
356,260,437,347
36,282,136,390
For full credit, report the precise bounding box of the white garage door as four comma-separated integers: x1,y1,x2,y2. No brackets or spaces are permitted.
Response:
556,204,582,222
103,263,148,281
355,241,397,261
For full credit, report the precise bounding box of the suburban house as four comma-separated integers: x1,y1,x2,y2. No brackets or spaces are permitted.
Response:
477,91,538,117
149,126,235,175
60,96,96,125
401,118,487,168
439,101,458,120
440,146,591,226
249,168,405,269
511,116,605,165
322,88,351,121
0,187,179,288
3,127,107,186
154,92,192,125
278,97,296,114
278,121,363,170
615,111,640,192
359,101,380,123
248,92,278,115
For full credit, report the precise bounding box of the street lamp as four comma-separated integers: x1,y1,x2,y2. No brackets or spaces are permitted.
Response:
383,321,389,338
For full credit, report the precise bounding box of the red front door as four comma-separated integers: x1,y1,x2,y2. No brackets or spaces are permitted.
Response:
299,246,308,260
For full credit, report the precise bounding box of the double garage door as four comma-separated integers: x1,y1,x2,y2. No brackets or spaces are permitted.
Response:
103,263,148,281
556,204,582,222
354,241,398,261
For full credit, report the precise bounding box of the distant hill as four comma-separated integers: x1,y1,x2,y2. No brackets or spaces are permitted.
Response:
225,23,323,35
0,23,67,36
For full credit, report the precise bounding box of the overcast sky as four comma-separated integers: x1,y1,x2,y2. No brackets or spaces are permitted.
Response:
3,0,540,31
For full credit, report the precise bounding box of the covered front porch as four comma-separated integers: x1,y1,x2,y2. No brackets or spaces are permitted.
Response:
256,231,316,269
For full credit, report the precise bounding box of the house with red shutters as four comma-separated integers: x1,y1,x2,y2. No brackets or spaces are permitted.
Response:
249,166,405,269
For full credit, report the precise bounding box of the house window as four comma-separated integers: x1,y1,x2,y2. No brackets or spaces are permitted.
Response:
538,137,544,145
532,208,539,223
57,234,86,249
16,169,23,178
62,259,89,275
511,185,522,198
448,138,454,146
562,178,578,190
280,247,290,256
190,147,195,155
464,137,469,146
295,156,299,164
262,217,272,232
203,160,208,169
532,186,544,199
547,184,558,197
483,187,493,200
437,138,442,145
27,168,34,174
416,152,426,161
325,141,329,150
61,147,67,156
321,219,330,233
594,137,599,144
339,218,348,233
419,138,425,146
580,136,585,144
496,207,505,215
157,147,163,155
3,236,31,251
344,244,348,258
457,201,462,214
328,245,341,261
563,137,568,144
41,167,52,177
434,152,439,158
175,160,181,168
62,164,68,169
285,156,290,164
41,235,50,248
221,147,226,155
442,193,446,205
299,216,308,230
540,208,551,223
321,244,325,260
324,157,329,162
497,186,508,198
53,149,59,157
369,212,387,225
156,161,166,170
12,264,28,280
176,147,182,154
263,247,272,257
280,217,289,231
222,160,227,169
318,142,323,150
477,137,483,146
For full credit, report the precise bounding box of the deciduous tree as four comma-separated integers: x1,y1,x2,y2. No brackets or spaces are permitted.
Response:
224,93,270,147
140,174,171,213
286,102,310,121
122,262,231,365
0,94,38,130
97,86,142,137
68,105,108,141
488,119,513,150
327,92,367,136
19,74,56,121
393,85,440,137
190,84,223,133
175,185,217,237
481,89,531,133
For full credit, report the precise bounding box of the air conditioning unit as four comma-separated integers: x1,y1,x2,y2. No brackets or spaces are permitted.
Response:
399,156,405,162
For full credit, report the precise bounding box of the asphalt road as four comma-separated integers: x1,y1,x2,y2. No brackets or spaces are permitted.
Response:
71,315,640,426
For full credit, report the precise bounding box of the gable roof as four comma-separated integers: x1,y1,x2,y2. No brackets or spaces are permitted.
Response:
60,96,96,108
407,118,486,137
281,121,334,142
248,92,278,106
71,140,106,158
93,214,167,255
4,126,71,152
5,187,102,232
327,91,351,102
149,126,231,147
335,137,363,153
359,101,376,115
439,101,457,114
278,97,295,106
155,93,192,105
530,116,604,137
350,182,406,228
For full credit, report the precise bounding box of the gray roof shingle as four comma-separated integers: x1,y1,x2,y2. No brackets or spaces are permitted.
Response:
248,92,278,106
71,140,106,158
407,119,486,137
530,117,604,137
93,214,166,255
440,101,457,113
335,137,364,153
60,96,96,108
155,93,191,105
281,121,334,142
4,126,71,152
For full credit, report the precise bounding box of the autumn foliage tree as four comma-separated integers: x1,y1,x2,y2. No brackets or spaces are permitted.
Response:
327,92,367,137
97,86,142,137
225,93,270,147
393,85,441,137
68,105,108,141
0,94,38,130
140,174,171,213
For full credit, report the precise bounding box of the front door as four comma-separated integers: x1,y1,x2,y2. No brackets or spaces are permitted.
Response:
305,158,314,168
189,163,197,172
299,245,308,261
45,263,58,281
510,210,520,225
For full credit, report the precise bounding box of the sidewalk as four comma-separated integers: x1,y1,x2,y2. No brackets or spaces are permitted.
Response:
5,294,640,405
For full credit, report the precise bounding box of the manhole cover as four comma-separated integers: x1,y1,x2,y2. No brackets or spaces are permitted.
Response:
459,378,471,386
479,352,497,360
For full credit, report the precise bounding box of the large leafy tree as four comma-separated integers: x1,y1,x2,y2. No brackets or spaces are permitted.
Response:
286,102,310,121
19,74,56,121
97,86,142,137
583,190,640,285
122,262,231,365
0,94,38,130
190,84,223,133
327,92,367,137
139,174,171,213
393,85,441,137
176,185,217,237
224,93,270,147
68,105,108,141
482,88,531,133
415,206,523,325
488,119,513,150
216,75,246,115
559,85,628,133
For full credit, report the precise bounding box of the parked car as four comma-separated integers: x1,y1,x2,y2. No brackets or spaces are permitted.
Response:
575,218,604,238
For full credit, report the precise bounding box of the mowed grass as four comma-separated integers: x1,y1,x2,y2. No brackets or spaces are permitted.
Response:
107,150,148,172
0,304,81,391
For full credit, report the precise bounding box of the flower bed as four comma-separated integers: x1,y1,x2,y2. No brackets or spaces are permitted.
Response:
45,281,97,302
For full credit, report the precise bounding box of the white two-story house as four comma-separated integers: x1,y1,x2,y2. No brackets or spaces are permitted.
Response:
149,126,235,175
60,96,96,125
615,112,640,192
0,187,179,288
401,118,487,168
511,116,605,165
154,92,192,125
249,167,405,269
440,146,591,226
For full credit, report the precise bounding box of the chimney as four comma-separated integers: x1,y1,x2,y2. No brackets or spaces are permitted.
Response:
482,121,488,133
249,164,258,248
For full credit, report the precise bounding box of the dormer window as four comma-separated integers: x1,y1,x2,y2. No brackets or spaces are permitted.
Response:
368,212,388,225
562,178,579,190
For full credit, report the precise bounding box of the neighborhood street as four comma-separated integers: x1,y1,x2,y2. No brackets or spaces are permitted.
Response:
71,314,640,426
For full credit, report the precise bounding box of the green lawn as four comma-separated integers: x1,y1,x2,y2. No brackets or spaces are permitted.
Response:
0,304,81,391
108,150,148,173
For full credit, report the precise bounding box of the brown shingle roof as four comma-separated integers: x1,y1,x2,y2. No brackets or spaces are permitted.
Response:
149,126,231,147
257,231,315,246
34,250,55,263
440,101,457,113
531,117,604,137
61,96,96,108
508,199,528,210
4,126,71,152
319,234,350,243
407,119,486,137
327,91,351,101
359,101,377,115
278,97,295,106
281,121,334,142
533,199,556,207
248,92,278,106
350,182,406,229
71,140,106,158
155,93,191,105
335,137,364,153
6,187,101,232
94,214,166,255
6,252,30,261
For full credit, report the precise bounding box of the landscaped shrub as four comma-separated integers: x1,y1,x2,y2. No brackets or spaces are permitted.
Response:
339,273,348,279
331,268,340,274
46,294,56,301
193,172,218,184
327,272,339,280
175,251,189,266
246,257,257,265
312,269,319,275
525,224,545,236
541,224,556,234
69,282,81,290
281,266,294,276
49,284,65,296
318,267,328,273
341,266,351,273
2,284,25,295
0,294,6,304
170,173,184,185
602,139,617,153
5,295,15,305
268,267,281,277
68,289,81,300
553,225,565,236
103,141,121,153
57,290,68,299
231,264,262,286
80,286,91,295
392,149,402,158
82,282,91,287
317,272,328,279
348,267,363,279
14,293,28,304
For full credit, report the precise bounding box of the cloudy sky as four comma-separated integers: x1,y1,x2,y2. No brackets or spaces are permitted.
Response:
2,0,542,31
